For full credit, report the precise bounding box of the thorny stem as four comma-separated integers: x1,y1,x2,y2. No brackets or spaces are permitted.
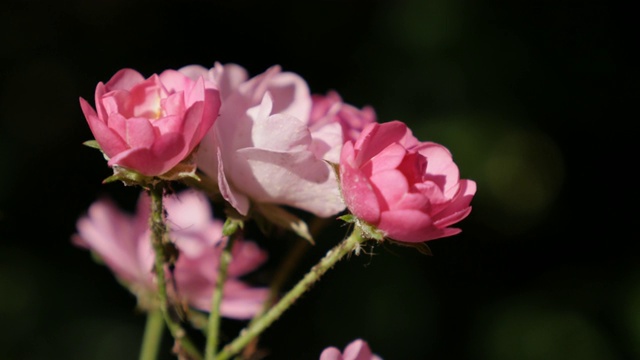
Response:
205,232,237,360
149,184,203,360
215,226,367,360
241,217,330,358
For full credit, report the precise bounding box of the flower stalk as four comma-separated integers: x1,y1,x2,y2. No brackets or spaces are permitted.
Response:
149,184,203,360
215,226,367,360
205,219,239,360
138,309,164,360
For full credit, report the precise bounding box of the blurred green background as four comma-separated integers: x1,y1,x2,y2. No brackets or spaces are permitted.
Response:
0,1,635,359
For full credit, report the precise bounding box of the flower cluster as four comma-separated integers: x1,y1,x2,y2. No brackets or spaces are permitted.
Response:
75,62,476,359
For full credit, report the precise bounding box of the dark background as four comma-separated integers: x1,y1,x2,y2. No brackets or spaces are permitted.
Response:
0,1,636,359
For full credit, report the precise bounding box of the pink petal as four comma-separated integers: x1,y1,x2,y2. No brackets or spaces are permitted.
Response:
107,132,185,176
309,121,343,163
340,142,381,223
125,117,157,149
158,69,192,94
360,143,407,176
320,347,343,360
176,65,210,82
252,113,311,152
228,240,268,277
212,62,249,100
79,97,128,157
343,339,375,360
265,71,312,122
235,147,345,217
377,209,434,242
217,146,251,216
74,199,150,287
417,142,460,194
368,169,409,210
432,179,476,221
105,68,146,91
354,121,409,167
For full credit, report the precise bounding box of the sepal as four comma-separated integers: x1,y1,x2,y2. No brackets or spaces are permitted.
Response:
254,203,315,244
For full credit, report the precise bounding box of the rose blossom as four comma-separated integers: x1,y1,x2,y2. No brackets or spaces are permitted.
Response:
309,91,376,164
72,189,268,319
182,63,345,217
79,68,221,177
320,339,382,360
340,121,476,242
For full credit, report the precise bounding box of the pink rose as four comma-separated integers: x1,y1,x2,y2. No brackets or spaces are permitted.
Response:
320,339,382,360
184,63,345,217
73,189,268,319
79,68,221,177
309,91,377,144
340,121,476,242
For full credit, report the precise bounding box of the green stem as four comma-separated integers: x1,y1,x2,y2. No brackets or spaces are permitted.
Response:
205,234,236,360
139,309,164,360
215,227,366,360
149,185,203,360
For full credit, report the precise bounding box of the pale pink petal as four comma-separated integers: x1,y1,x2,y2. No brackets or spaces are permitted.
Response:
228,240,268,277
320,347,343,360
217,146,251,216
211,62,249,99
176,64,211,82
74,199,151,288
236,148,345,217
252,113,311,152
309,121,343,163
342,339,377,360
320,339,381,360
265,71,312,121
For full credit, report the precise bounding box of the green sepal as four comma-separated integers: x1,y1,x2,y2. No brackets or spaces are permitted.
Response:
338,214,356,223
83,140,102,150
339,213,385,241
358,220,386,241
254,203,315,244
222,217,244,237
102,166,154,187
387,239,433,256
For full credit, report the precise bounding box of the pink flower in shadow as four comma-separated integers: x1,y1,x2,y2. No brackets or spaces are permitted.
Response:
320,339,382,360
73,189,268,319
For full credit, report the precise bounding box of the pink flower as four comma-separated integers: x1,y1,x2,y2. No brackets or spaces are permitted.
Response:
79,68,221,177
320,339,382,360
310,91,377,144
340,121,476,242
73,189,268,319
183,63,345,217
